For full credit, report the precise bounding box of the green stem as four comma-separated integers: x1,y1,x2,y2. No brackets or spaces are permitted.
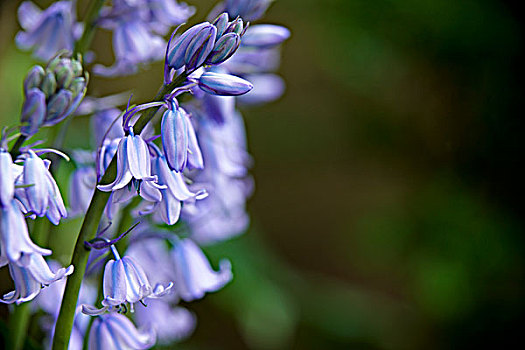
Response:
9,134,27,158
9,303,31,350
74,0,107,56
51,76,188,350
81,198,138,350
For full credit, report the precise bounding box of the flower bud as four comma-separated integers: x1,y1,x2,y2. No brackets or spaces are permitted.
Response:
45,89,73,125
23,66,45,95
53,61,75,89
168,23,209,70
241,24,291,48
198,72,253,96
213,13,230,38
206,33,241,65
69,77,87,97
184,24,217,71
40,72,57,99
20,88,46,136
225,18,244,36
70,59,83,77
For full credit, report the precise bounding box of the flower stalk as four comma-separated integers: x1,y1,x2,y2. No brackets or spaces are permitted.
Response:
51,75,187,350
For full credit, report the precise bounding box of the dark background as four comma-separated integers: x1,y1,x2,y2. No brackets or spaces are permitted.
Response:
1,0,524,349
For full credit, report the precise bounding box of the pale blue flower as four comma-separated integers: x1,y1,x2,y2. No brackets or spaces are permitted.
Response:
97,131,161,194
88,312,155,350
171,238,232,301
15,1,80,61
160,100,203,172
16,150,67,225
83,246,173,315
0,199,52,266
0,253,73,305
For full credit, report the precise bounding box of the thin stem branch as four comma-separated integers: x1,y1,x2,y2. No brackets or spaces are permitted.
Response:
9,134,27,158
74,0,107,56
51,75,188,350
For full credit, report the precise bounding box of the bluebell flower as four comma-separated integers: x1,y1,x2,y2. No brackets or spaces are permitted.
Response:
0,253,73,305
94,19,165,76
83,246,173,315
160,100,203,172
97,131,163,198
16,150,67,225
15,1,80,61
88,312,155,350
150,151,207,225
135,300,196,344
170,238,232,301
198,71,253,96
0,198,51,266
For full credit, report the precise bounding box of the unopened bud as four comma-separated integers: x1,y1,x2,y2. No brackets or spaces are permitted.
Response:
40,72,57,99
23,66,45,95
198,71,253,96
205,33,240,65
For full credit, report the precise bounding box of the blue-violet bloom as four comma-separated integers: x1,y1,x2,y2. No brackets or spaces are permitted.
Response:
16,1,80,61
161,101,203,172
1,253,73,304
88,312,155,350
171,238,232,302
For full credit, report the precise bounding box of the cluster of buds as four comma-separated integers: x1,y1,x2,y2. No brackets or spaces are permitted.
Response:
167,13,248,74
21,53,88,136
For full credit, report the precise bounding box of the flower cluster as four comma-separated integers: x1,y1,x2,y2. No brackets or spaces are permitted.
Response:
2,0,289,348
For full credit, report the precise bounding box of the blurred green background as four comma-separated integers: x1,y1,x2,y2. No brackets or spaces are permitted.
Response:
1,0,524,349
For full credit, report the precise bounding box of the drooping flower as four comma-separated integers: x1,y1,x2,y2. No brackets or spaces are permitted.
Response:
82,245,173,315
160,100,203,172
16,150,67,225
0,199,52,266
0,253,73,304
88,312,155,350
15,1,81,61
97,131,163,203
170,238,232,302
